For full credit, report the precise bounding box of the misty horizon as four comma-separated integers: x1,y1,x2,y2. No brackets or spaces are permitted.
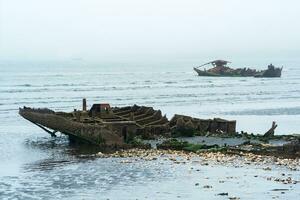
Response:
0,0,300,62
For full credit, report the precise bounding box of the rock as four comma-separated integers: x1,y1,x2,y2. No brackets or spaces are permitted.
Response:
97,152,105,157
120,160,132,163
217,192,228,196
271,189,289,191
229,197,240,200
263,167,272,171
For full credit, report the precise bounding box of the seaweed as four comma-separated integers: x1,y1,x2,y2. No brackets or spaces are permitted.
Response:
183,143,223,153
157,138,223,153
157,138,189,150
171,127,196,137
128,136,151,149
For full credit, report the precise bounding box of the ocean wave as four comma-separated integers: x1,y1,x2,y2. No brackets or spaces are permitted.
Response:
15,84,33,87
43,83,88,87
163,81,177,84
0,88,50,93
224,107,300,115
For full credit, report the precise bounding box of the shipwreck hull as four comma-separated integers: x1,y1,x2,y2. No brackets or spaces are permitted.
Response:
254,68,282,78
169,114,236,134
112,105,170,138
193,67,256,77
193,68,220,76
19,108,126,146
194,62,282,78
19,101,237,147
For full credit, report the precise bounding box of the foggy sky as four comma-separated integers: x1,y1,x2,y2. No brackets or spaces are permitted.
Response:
0,0,299,62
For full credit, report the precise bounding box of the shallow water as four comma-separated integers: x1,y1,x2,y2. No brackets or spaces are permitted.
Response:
0,59,300,199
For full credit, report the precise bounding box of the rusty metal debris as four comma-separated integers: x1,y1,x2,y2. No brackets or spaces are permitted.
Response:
264,121,278,137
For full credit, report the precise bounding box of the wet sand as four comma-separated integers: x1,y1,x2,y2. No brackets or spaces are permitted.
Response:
93,149,300,199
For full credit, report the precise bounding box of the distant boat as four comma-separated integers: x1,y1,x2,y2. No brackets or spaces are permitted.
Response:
193,60,282,78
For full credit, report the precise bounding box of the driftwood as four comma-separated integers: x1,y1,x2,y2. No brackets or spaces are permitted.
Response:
263,121,277,137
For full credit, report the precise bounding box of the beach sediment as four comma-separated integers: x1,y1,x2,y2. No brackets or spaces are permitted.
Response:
96,149,300,172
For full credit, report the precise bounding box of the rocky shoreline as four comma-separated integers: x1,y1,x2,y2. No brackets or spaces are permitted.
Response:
96,148,300,172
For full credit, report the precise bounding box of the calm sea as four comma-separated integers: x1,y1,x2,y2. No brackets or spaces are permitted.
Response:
0,59,300,199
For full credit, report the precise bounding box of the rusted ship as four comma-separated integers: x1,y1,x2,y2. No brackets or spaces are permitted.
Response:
19,99,236,147
193,60,282,78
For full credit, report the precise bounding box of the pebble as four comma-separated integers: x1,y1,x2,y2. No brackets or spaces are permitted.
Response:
263,167,272,171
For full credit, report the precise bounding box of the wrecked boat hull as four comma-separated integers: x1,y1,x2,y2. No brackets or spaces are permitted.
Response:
19,108,126,147
193,67,254,77
254,68,282,78
193,68,220,77
194,61,282,78
19,100,237,147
